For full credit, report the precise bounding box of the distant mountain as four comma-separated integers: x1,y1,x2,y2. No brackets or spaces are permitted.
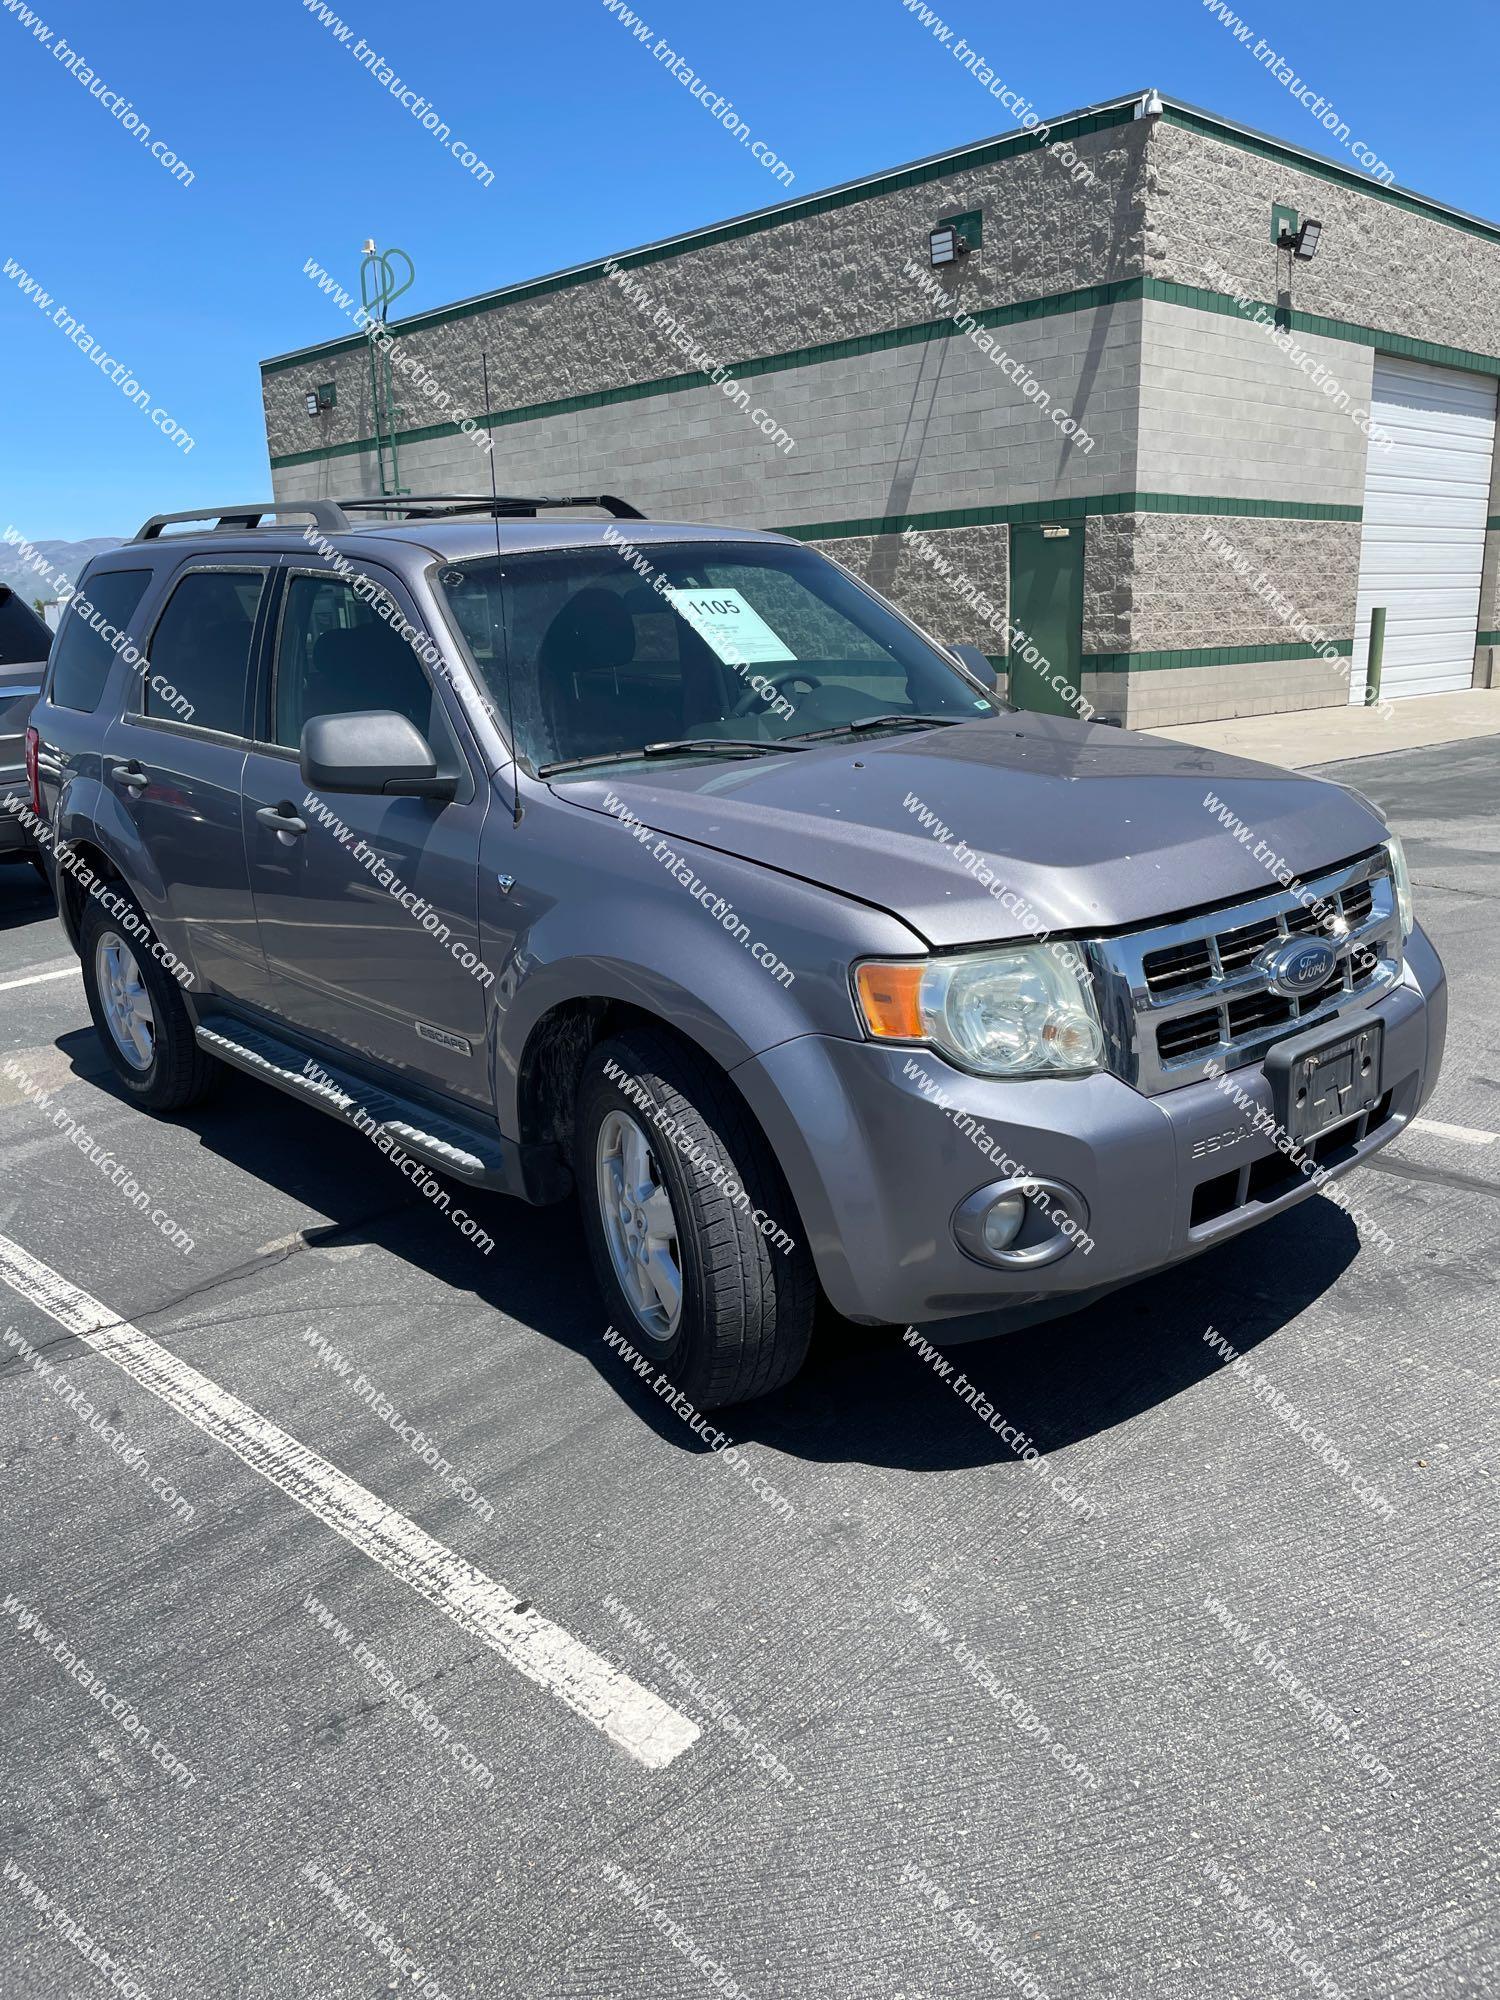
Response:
0,536,124,607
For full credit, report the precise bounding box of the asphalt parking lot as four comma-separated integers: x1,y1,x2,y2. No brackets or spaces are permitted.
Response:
1,736,1495,2000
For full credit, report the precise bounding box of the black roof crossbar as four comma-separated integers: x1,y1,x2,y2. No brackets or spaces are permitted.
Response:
133,501,352,541
334,493,646,521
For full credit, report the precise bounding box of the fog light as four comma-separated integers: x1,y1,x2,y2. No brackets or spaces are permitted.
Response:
981,1192,1027,1253
953,1175,1090,1271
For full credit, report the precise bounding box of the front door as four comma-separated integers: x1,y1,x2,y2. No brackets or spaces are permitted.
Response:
240,563,493,1111
1008,523,1085,717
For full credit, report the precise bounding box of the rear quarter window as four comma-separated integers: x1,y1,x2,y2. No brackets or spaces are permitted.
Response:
49,569,154,713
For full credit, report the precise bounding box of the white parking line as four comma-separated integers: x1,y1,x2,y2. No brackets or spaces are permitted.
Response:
0,1232,698,1771
1409,1117,1496,1147
0,963,81,993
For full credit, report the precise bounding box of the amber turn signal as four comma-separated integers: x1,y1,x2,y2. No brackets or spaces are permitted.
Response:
854,961,926,1040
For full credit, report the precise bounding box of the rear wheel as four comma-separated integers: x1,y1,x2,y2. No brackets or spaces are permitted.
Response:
80,895,221,1111
575,1029,815,1407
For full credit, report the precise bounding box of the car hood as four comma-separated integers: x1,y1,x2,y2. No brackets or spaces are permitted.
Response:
553,714,1386,948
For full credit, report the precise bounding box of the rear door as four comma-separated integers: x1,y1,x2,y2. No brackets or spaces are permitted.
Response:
100,559,276,1002
240,562,492,1110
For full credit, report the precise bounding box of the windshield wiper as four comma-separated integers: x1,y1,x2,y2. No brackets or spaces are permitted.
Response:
784,712,972,743
537,737,809,778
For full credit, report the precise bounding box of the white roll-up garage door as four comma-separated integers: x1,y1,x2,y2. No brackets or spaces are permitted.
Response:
1350,355,1497,701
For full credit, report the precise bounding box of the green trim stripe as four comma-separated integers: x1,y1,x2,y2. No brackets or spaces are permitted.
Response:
1144,277,1500,379
1084,639,1354,675
268,272,1500,472
783,493,1360,541
267,279,1147,468
992,639,1358,674
1478,631,1500,648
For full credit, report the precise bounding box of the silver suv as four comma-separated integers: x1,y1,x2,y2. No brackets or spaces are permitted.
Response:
26,496,1446,1404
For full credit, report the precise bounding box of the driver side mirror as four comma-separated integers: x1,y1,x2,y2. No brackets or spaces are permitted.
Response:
299,710,456,799
947,642,999,690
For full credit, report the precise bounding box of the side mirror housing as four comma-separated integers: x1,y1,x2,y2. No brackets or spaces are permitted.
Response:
299,710,455,799
948,642,999,690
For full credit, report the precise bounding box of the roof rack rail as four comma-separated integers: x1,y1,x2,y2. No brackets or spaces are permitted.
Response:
133,502,351,541
333,493,646,522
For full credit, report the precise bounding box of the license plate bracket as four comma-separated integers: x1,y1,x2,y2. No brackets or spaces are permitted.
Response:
1266,1018,1384,1148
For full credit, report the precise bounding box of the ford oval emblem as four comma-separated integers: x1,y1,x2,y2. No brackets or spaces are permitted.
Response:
1260,936,1339,998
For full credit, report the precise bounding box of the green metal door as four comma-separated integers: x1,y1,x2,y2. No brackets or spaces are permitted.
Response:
1008,523,1084,716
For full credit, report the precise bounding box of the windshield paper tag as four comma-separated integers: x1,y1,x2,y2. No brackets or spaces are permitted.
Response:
663,587,796,667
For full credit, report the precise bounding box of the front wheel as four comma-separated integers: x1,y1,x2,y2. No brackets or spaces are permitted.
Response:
575,1029,815,1407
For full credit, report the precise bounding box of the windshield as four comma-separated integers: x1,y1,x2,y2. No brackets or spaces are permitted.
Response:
433,540,997,771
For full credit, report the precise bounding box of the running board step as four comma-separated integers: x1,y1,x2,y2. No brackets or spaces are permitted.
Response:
194,1014,531,1193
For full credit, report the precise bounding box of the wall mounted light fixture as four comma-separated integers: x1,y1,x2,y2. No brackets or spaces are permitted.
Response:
1277,216,1323,260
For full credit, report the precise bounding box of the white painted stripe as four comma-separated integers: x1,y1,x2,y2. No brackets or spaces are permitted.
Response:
0,963,81,993
0,1233,698,1770
1409,1117,1496,1147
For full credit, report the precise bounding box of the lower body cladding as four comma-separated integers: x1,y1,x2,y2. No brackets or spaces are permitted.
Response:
732,927,1446,1339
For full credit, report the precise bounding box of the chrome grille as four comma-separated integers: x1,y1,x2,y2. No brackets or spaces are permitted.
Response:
1086,850,1403,1094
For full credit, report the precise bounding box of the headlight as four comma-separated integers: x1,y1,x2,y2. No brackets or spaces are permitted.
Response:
1383,832,1414,938
854,943,1105,1077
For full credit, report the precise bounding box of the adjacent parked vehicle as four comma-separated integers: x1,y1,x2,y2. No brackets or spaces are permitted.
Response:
0,586,54,885
28,497,1445,1403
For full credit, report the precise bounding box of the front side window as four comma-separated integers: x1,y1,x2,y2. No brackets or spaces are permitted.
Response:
272,572,457,768
436,541,997,771
48,569,152,713
146,569,266,734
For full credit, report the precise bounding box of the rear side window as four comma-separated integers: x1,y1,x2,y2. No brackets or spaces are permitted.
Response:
48,569,152,712
146,568,267,735
272,572,456,765
0,587,52,667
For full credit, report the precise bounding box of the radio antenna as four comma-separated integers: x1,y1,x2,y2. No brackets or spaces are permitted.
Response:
480,350,522,827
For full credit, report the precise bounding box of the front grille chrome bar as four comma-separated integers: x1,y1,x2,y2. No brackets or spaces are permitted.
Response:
1084,849,1402,1094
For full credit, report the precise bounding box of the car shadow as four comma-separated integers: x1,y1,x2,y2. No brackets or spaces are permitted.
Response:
0,866,55,931
55,1027,1365,1474
743,1210,1361,1471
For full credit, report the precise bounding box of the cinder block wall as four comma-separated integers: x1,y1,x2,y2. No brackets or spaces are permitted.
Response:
267,108,1151,725
265,97,1500,728
1121,117,1500,725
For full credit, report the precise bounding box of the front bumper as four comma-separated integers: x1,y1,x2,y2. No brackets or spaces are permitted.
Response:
732,924,1446,1330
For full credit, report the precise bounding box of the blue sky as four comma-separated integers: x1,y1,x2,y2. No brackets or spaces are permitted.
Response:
5,0,1497,542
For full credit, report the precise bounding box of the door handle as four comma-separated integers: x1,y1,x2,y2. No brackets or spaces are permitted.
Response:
256,802,307,841
113,762,149,792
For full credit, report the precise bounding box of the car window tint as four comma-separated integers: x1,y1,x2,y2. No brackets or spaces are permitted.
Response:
146,569,265,734
49,569,152,713
273,573,454,764
0,588,53,668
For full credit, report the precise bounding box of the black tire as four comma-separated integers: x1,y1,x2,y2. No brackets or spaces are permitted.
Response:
575,1029,815,1408
79,892,222,1112
28,854,51,895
